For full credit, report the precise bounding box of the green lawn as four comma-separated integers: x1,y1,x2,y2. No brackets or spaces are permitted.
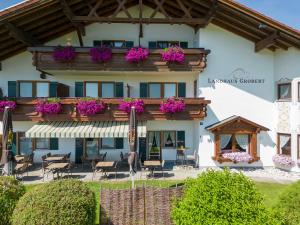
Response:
25,180,290,225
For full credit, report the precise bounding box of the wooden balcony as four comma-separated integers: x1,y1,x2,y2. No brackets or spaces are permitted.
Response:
28,47,210,72
4,98,210,122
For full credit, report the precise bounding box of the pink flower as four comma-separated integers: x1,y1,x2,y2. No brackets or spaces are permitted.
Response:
273,154,295,167
35,99,61,114
161,46,185,64
76,99,106,115
125,47,149,63
0,100,16,112
90,47,112,63
118,98,145,114
160,97,185,114
222,152,253,163
53,46,76,62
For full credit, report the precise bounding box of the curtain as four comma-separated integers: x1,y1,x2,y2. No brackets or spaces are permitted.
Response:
280,135,290,148
220,135,232,149
280,85,291,99
235,135,249,152
279,135,291,155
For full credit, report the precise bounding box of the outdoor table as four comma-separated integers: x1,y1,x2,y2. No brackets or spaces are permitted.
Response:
45,156,65,162
95,161,117,178
143,160,162,178
46,162,69,179
14,155,25,163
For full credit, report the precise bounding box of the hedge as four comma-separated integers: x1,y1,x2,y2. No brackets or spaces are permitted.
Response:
172,169,279,225
12,179,95,225
0,176,25,225
273,180,300,225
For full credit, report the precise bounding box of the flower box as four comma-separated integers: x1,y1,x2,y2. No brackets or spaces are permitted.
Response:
76,99,106,116
222,152,253,163
90,47,112,63
161,46,185,64
35,98,61,115
118,98,145,114
160,97,185,114
53,46,76,62
272,154,295,168
0,100,16,112
125,47,149,63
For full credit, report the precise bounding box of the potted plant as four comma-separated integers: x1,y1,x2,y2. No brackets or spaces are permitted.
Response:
125,47,149,63
89,46,112,63
161,46,185,64
0,99,16,112
53,45,76,62
272,154,295,169
222,152,253,163
35,98,62,115
76,98,106,116
118,98,145,114
160,97,185,114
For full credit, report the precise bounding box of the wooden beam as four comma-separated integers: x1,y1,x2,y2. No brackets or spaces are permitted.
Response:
3,22,41,46
72,16,206,24
194,0,217,32
60,0,85,46
255,31,279,52
176,0,192,18
150,0,169,19
88,0,103,17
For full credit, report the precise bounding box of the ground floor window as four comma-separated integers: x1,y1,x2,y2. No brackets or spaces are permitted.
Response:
18,132,33,155
35,138,49,149
220,134,249,153
84,138,123,159
277,133,291,156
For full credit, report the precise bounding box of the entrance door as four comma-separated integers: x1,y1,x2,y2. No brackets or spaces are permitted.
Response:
75,138,84,164
148,131,161,160
139,137,147,162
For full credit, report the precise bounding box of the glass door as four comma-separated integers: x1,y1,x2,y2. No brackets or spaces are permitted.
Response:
148,131,161,160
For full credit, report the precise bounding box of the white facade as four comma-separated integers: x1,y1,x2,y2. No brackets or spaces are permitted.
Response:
0,6,299,171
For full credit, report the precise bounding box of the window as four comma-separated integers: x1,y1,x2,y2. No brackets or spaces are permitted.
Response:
19,81,49,97
101,40,126,48
277,133,291,156
157,41,179,48
101,82,114,98
101,138,115,149
18,133,33,155
277,83,291,100
220,134,249,153
86,138,99,158
35,138,49,149
164,83,176,98
85,82,98,97
84,82,118,97
149,83,161,98
163,131,176,148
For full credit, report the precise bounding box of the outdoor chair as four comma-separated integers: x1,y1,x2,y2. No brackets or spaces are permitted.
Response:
91,160,102,181
64,152,71,163
176,149,185,165
102,152,107,161
153,160,165,178
186,150,198,167
14,162,29,180
81,156,91,169
41,155,53,181
24,153,34,169
46,153,51,157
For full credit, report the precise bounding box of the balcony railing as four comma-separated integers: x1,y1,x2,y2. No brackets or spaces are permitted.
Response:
28,47,210,72
4,98,210,121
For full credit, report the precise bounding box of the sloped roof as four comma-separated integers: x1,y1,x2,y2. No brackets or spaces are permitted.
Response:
0,0,299,60
206,115,269,131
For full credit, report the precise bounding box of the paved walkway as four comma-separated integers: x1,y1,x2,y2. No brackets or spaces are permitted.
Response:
18,165,300,185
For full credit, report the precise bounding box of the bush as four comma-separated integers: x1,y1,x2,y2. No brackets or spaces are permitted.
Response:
0,176,25,225
12,179,95,225
172,169,277,225
273,180,300,225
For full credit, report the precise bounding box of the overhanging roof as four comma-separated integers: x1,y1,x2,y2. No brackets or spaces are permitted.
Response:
0,0,299,60
206,115,269,132
25,121,147,138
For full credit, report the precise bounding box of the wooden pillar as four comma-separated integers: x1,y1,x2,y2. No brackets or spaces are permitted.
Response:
250,133,257,159
214,133,220,159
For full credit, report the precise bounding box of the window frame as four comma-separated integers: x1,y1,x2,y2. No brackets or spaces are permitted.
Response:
277,133,292,156
162,131,176,148
35,138,50,150
100,138,116,149
277,82,292,101
148,82,178,98
18,81,50,98
99,40,126,48
220,133,250,153
17,132,34,155
84,81,116,98
156,41,180,48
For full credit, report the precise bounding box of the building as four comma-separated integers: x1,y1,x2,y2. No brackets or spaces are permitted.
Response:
0,0,299,171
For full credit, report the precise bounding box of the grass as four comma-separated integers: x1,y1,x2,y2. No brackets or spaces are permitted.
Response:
25,180,291,225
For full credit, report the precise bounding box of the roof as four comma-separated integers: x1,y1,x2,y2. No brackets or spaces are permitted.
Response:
205,115,269,131
0,0,299,60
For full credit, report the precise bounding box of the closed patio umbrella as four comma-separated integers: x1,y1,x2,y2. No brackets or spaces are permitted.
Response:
128,106,137,187
0,107,14,176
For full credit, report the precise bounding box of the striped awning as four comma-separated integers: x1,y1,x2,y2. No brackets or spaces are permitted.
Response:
25,121,147,138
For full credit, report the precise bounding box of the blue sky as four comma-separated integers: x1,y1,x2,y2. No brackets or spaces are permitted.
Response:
0,0,299,31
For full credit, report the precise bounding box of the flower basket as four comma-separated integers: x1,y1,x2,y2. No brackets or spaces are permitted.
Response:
160,97,185,114
76,99,106,116
161,46,185,64
222,152,253,163
89,47,112,63
0,100,16,112
272,154,295,168
125,47,149,63
35,98,61,115
53,46,76,62
118,98,145,114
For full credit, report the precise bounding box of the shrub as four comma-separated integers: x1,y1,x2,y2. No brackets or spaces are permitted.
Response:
0,176,25,225
273,180,300,225
12,180,95,225
172,169,277,225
